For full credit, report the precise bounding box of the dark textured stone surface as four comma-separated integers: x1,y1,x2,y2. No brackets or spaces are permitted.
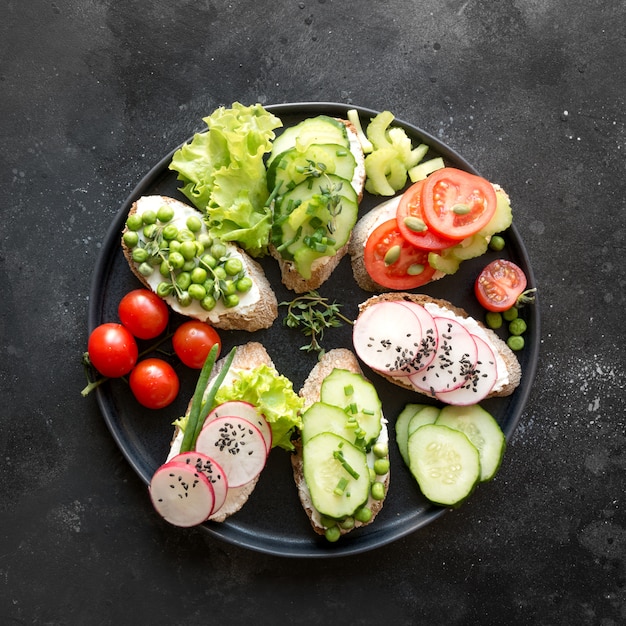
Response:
1,0,625,623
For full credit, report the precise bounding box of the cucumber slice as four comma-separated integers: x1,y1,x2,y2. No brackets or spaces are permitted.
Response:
407,405,440,437
435,405,505,482
301,402,363,446
269,116,350,165
267,143,357,192
407,424,480,507
320,369,382,446
395,403,430,466
302,432,371,518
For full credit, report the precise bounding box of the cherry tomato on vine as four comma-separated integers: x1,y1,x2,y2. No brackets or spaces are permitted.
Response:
88,323,138,378
421,168,497,240
129,358,179,409
396,180,460,251
118,289,169,339
475,259,528,312
364,218,437,290
172,321,222,369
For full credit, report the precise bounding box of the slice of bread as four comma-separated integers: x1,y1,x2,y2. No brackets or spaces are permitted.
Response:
356,293,522,398
121,195,278,331
291,348,390,537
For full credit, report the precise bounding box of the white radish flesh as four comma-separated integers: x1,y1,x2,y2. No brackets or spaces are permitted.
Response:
195,416,268,488
168,451,229,516
409,317,478,394
205,400,272,453
435,334,498,405
396,301,439,374
149,461,215,527
352,301,424,375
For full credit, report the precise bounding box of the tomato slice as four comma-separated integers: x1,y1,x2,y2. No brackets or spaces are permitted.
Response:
396,180,462,251
475,259,527,312
421,168,497,240
364,218,437,290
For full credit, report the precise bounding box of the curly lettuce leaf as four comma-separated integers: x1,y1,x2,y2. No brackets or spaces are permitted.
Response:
213,364,304,451
169,102,282,256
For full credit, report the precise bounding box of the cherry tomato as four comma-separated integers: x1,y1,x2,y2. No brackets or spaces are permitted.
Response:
396,180,461,250
118,289,169,340
88,323,138,378
421,168,497,240
172,321,222,369
364,218,437,290
475,259,528,312
129,358,180,409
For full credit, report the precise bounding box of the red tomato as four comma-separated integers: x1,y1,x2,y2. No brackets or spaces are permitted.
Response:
396,180,461,250
172,321,222,369
118,289,169,340
475,259,528,312
421,168,497,240
88,323,138,378
129,358,180,409
364,218,437,290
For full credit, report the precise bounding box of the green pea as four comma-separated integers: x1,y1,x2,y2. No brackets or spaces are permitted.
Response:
236,276,253,293
137,262,154,277
180,240,197,262
489,235,505,251
354,506,372,523
372,442,388,458
177,291,192,307
141,210,157,225
507,335,525,351
373,458,390,476
223,294,239,308
503,307,518,321
168,251,185,270
222,280,237,297
324,526,341,543
320,515,337,528
371,481,385,501
188,283,207,301
224,257,243,276
125,214,143,231
213,266,227,281
143,224,157,239
197,233,212,249
485,311,503,329
177,229,195,242
200,254,217,270
123,231,139,248
176,271,192,291
339,517,355,530
210,242,227,259
194,241,205,256
159,260,171,277
157,282,174,298
203,279,215,294
186,215,203,232
201,295,217,311
190,267,207,284
182,260,196,272
509,318,527,336
169,240,181,254
132,248,149,263
157,204,175,223
162,224,179,241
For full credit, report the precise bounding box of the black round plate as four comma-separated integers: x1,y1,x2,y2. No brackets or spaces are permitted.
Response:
89,103,540,558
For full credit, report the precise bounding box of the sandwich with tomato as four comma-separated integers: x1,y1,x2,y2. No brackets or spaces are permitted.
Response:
348,167,513,292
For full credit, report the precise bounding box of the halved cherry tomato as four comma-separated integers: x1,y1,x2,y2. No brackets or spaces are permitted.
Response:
396,180,461,251
118,289,169,339
364,218,437,290
172,320,221,369
475,259,527,312
129,358,180,409
421,168,497,240
87,323,138,378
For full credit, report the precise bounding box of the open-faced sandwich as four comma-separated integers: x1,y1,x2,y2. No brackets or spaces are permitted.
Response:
291,348,390,542
121,195,278,331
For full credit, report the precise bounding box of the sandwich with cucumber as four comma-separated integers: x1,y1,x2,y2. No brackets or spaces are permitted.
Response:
291,348,390,542
267,115,367,293
121,195,278,331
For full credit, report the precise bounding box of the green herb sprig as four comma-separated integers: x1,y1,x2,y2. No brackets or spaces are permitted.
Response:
280,291,353,357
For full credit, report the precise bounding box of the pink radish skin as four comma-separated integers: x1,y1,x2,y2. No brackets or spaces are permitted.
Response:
409,317,478,394
352,301,425,376
205,401,272,453
168,451,229,516
149,460,215,527
195,416,268,488
436,334,498,405
395,301,439,374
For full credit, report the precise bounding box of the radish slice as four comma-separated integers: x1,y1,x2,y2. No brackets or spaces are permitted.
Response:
409,317,478,394
396,301,439,374
205,401,272,453
195,416,268,488
149,460,215,527
168,451,229,516
352,301,424,376
436,334,498,405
